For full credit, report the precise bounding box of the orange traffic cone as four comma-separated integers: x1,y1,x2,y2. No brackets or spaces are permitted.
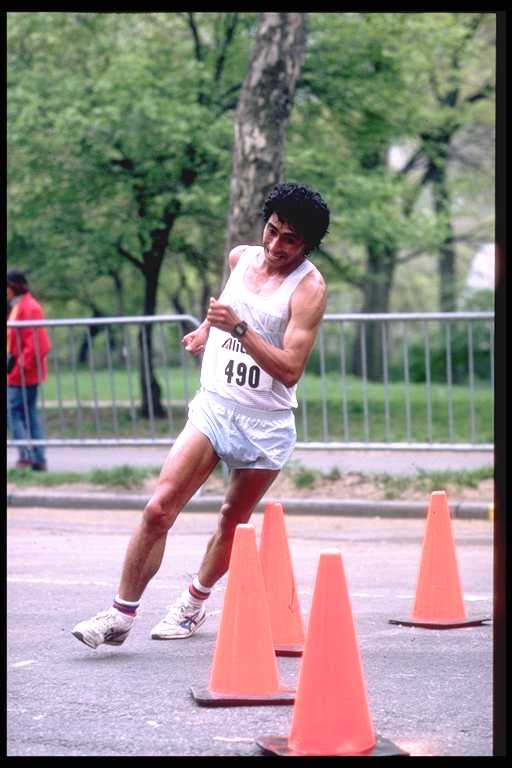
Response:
257,549,407,756
389,491,491,629
259,502,305,656
190,524,294,707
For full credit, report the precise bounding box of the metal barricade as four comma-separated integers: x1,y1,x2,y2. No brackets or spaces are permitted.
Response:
7,314,200,448
7,312,494,452
294,312,494,451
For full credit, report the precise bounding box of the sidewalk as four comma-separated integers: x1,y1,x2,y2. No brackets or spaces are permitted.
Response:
7,445,494,476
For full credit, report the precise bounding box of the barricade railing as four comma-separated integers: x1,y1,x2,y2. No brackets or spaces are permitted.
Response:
7,312,494,453
298,312,493,452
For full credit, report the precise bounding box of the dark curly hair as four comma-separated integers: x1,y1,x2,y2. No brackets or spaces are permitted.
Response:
262,183,330,254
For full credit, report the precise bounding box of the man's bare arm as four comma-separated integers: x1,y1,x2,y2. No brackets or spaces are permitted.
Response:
182,246,248,355
207,269,327,387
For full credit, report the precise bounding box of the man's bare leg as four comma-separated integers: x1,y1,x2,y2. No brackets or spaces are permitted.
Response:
117,422,219,602
197,467,280,588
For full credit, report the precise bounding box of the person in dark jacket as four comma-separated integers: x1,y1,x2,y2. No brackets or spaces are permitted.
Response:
7,269,52,470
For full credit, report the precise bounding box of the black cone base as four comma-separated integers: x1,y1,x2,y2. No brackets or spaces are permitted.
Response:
190,686,295,708
275,643,303,657
256,734,409,757
389,616,491,629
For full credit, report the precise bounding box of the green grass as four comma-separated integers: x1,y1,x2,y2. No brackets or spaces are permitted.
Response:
36,368,493,444
290,466,318,489
295,373,493,443
8,462,493,497
282,461,493,496
373,467,493,499
8,464,161,489
42,365,200,403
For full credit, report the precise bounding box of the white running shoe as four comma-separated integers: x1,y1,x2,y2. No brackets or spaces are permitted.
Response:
71,607,135,649
150,591,207,640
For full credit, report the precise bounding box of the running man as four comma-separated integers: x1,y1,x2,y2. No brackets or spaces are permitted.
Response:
72,182,330,649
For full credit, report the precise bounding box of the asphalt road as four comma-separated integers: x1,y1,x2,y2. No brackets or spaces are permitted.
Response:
7,507,493,757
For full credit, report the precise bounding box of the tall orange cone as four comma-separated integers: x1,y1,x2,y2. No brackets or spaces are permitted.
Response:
389,491,491,628
259,502,305,656
256,549,407,756
190,524,294,707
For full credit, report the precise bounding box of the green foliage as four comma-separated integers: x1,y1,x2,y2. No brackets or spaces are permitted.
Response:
7,12,256,317
390,322,493,384
305,318,493,384
291,14,437,249
7,11,494,324
462,289,494,311
289,12,494,313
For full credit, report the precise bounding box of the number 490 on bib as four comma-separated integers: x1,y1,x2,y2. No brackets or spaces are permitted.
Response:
224,359,261,389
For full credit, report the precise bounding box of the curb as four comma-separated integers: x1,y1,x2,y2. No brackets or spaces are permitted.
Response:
6,491,493,520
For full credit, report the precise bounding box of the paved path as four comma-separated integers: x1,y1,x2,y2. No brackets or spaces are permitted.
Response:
7,445,493,477
7,508,493,757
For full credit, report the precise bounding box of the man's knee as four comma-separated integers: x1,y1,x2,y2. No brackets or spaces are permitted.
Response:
217,500,252,540
143,497,177,532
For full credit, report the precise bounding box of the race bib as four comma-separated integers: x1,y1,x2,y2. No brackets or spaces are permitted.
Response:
216,336,273,392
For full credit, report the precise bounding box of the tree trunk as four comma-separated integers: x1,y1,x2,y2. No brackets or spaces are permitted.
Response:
137,204,182,419
78,303,108,364
351,243,396,381
138,252,167,419
430,158,457,313
223,12,308,284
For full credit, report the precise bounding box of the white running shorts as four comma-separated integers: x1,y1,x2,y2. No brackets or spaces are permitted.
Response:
187,389,296,470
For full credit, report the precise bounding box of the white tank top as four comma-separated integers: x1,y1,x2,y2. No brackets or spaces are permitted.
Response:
200,247,314,410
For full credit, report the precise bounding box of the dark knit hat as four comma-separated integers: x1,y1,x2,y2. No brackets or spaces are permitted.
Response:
7,269,29,293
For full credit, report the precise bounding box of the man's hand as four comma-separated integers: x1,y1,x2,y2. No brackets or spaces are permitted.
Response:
206,297,240,333
182,324,209,356
181,295,241,355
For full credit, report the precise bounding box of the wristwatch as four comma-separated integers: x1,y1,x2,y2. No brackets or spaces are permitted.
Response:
231,321,248,339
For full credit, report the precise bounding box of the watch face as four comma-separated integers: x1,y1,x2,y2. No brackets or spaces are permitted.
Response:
232,321,247,338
